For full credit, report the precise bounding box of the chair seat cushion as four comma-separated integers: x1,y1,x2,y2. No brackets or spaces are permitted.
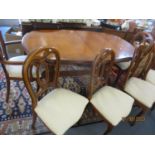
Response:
124,77,155,108
90,86,134,126
35,88,89,135
117,61,131,70
5,55,40,78
5,55,27,78
146,69,155,85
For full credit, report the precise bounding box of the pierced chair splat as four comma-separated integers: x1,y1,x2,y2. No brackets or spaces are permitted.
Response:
115,32,154,85
122,38,155,120
88,48,134,134
145,44,155,86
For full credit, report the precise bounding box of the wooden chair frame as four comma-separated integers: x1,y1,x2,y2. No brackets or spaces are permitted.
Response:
88,48,126,134
88,48,115,99
120,37,155,125
114,32,154,86
0,31,26,102
131,31,154,45
88,41,154,133
23,47,60,129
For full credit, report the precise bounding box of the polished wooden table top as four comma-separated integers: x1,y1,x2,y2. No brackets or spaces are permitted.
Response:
22,30,135,64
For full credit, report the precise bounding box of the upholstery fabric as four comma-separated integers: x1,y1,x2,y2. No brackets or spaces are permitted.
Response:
146,69,155,85
5,55,40,78
125,77,155,108
5,55,27,78
117,61,131,70
35,88,89,135
90,86,134,126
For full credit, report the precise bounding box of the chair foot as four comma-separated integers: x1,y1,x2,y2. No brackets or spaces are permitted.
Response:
128,120,135,126
32,123,36,130
150,104,155,112
32,113,37,130
104,124,113,135
129,109,145,126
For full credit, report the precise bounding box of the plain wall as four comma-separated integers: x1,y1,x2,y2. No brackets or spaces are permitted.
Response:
0,19,20,26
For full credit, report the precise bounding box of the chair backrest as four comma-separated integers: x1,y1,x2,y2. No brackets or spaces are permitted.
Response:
131,31,154,47
88,48,115,99
0,31,8,60
23,47,60,108
123,36,154,87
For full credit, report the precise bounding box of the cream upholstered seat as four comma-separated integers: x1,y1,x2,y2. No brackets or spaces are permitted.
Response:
90,86,134,126
87,48,136,134
117,61,131,70
124,77,155,108
35,88,89,135
5,55,27,77
145,69,155,85
5,55,39,78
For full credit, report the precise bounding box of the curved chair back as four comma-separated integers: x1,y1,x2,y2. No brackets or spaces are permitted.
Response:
131,31,154,47
0,31,8,60
0,31,10,78
23,47,60,109
88,48,115,99
123,35,154,87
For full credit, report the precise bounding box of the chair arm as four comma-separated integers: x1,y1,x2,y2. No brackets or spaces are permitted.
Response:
0,60,24,65
5,40,21,46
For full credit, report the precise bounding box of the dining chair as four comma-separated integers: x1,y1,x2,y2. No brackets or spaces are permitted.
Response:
121,40,155,122
145,68,155,86
88,48,134,134
115,32,154,85
23,47,89,135
145,44,155,85
0,30,29,103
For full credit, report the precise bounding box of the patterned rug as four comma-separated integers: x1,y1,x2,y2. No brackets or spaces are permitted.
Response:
0,117,50,135
0,64,103,134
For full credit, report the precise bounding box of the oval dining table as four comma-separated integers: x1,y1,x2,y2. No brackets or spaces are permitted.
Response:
22,30,135,124
22,30,135,76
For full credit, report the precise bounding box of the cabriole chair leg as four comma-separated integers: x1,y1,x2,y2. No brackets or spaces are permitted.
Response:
6,79,10,103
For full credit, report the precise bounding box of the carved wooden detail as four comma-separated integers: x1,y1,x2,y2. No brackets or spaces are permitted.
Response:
123,34,154,87
132,31,154,47
23,47,60,112
88,48,115,99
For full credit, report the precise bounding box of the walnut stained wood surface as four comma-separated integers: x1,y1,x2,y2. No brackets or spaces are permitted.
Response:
22,30,135,64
